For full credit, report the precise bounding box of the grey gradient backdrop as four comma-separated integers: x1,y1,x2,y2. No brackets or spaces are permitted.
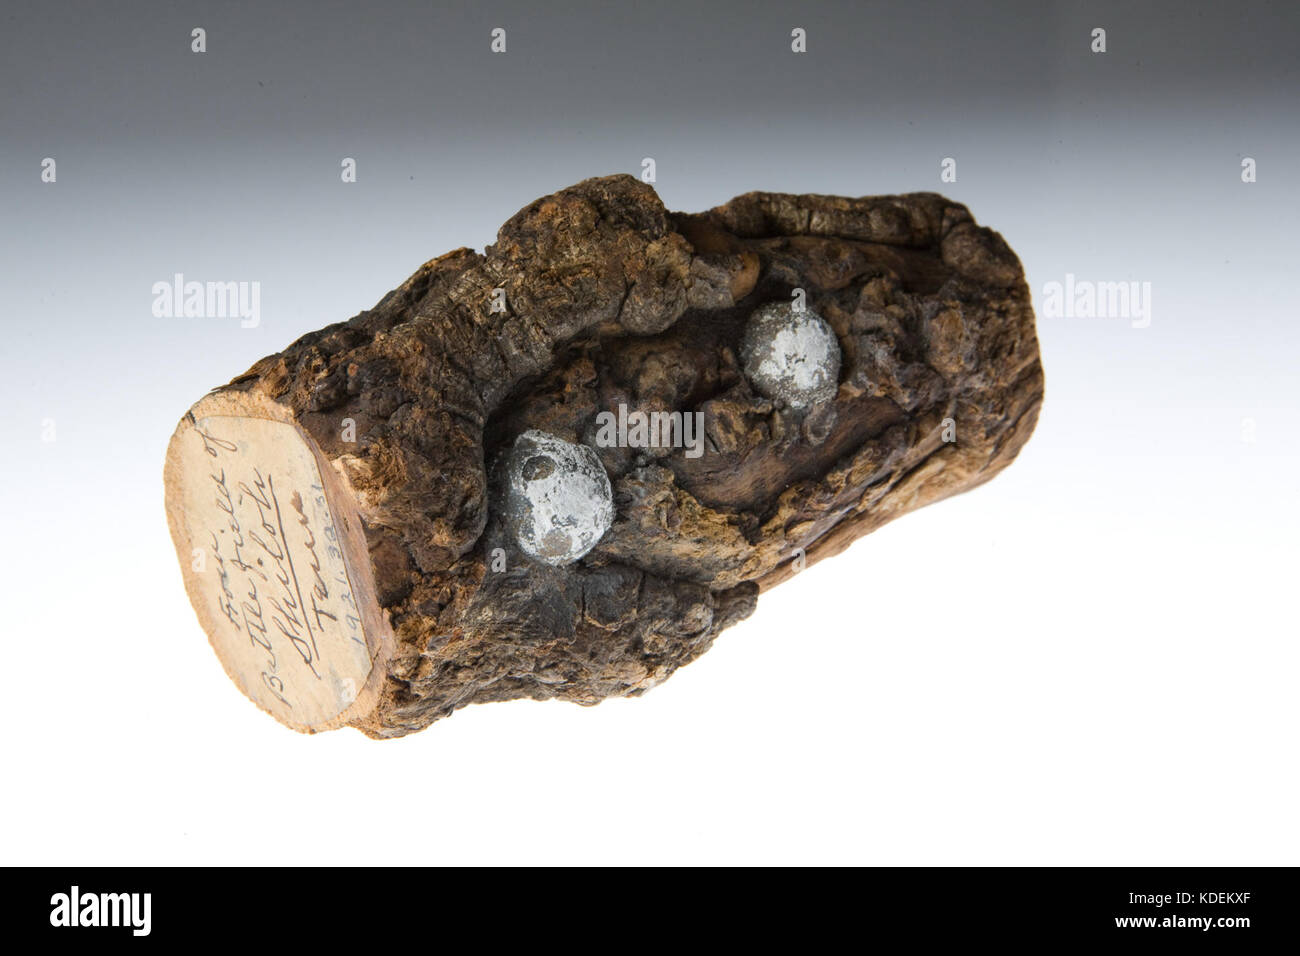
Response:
1,1,1297,864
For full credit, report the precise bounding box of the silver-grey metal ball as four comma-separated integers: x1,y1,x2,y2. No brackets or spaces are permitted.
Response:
502,430,614,566
740,301,841,409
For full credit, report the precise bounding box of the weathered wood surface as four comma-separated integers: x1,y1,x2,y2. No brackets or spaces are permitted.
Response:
164,174,1044,737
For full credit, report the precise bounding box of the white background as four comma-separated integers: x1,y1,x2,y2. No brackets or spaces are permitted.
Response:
2,1,1296,865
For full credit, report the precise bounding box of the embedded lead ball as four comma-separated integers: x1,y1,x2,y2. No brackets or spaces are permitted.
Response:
503,430,615,566
740,301,842,409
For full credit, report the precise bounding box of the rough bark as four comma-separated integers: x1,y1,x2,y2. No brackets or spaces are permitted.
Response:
165,174,1044,737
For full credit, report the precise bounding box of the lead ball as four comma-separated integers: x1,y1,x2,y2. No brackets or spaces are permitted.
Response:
503,430,614,566
740,301,841,409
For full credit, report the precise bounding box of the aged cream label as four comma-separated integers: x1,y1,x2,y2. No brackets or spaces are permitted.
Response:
176,415,373,726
